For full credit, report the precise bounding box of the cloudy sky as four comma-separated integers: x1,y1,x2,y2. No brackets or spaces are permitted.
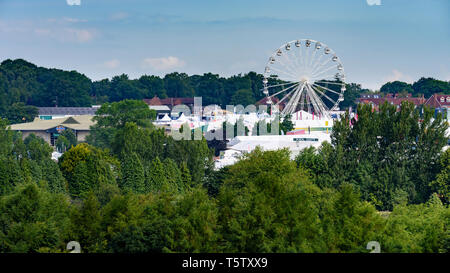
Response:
0,0,448,90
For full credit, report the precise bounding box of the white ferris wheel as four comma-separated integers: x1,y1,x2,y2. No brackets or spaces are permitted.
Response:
263,39,346,118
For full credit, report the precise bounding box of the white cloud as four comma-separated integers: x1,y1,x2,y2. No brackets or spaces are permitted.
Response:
366,0,381,6
64,28,94,42
63,17,88,23
66,0,81,6
142,56,186,71
34,27,95,43
383,69,413,83
103,59,120,69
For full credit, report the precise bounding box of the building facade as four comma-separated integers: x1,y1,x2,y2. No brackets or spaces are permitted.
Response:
9,115,95,146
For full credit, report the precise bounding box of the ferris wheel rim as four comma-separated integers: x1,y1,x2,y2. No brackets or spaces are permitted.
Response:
263,39,346,82
262,39,346,117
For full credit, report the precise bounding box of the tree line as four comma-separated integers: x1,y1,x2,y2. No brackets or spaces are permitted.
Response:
1,59,449,124
0,99,448,253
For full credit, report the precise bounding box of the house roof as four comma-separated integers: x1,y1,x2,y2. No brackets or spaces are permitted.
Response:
160,114,172,121
143,96,163,106
256,96,280,105
143,96,195,106
424,94,450,108
9,115,95,131
358,96,426,106
38,107,98,116
149,105,171,111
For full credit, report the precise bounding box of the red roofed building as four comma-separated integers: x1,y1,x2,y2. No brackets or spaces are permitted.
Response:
143,96,162,106
358,93,426,111
424,94,450,109
256,96,285,111
143,96,195,110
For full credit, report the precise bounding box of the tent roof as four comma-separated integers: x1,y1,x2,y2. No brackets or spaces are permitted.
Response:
159,114,172,121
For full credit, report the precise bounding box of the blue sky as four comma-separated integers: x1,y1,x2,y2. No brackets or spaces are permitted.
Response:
0,0,448,90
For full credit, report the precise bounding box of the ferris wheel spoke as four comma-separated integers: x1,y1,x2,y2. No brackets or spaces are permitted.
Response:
315,73,341,82
314,80,345,86
310,84,337,104
306,86,319,114
309,52,325,76
286,84,304,114
310,57,333,77
264,80,298,89
279,49,301,77
291,45,303,75
308,49,318,73
311,63,339,79
263,39,345,116
296,88,305,109
267,82,301,98
274,58,297,79
308,84,329,112
269,65,299,81
311,83,341,95
277,87,297,105
306,92,311,114
273,49,301,78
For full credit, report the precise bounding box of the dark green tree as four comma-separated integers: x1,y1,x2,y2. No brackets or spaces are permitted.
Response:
59,143,119,199
3,103,38,124
230,89,255,107
120,152,146,194
218,148,324,252
0,183,71,252
87,100,156,149
380,81,414,95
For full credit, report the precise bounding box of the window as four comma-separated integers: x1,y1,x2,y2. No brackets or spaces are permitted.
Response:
447,97,450,103
440,97,445,102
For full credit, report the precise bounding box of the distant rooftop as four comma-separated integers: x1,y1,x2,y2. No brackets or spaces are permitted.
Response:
38,107,98,116
143,96,195,107
149,105,171,111
9,115,95,131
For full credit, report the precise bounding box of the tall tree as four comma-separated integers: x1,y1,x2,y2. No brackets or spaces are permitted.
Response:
59,143,119,199
120,152,146,194
0,183,71,252
218,148,324,252
380,81,414,95
87,100,156,149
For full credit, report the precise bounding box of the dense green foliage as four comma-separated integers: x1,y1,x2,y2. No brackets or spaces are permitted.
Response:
0,59,267,113
86,99,156,149
380,78,450,97
295,101,449,210
0,59,449,253
380,81,414,95
0,59,92,109
55,129,77,153
0,119,67,196
1,130,447,252
58,143,119,199
3,59,448,125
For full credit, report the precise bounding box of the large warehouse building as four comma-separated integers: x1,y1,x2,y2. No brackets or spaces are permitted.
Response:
9,115,95,146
